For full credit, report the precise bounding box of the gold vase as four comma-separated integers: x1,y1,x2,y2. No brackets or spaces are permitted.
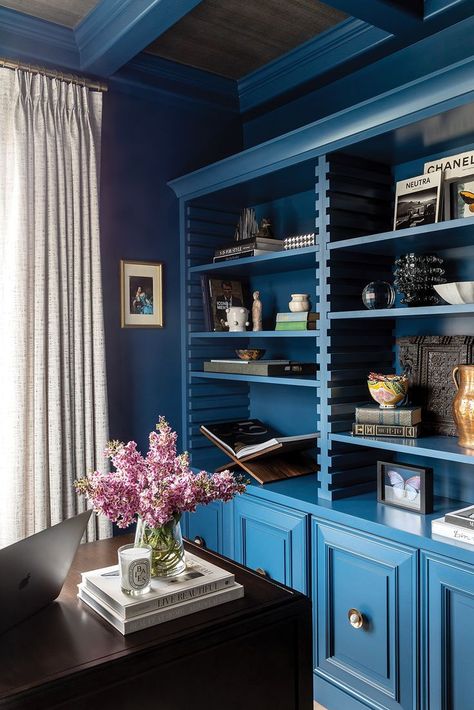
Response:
453,365,474,448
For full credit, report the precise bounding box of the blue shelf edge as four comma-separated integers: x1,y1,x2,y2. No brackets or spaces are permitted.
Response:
191,371,319,388
190,330,319,339
329,303,474,319
189,246,318,275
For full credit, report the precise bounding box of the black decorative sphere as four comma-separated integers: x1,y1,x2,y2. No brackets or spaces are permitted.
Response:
393,253,446,307
362,281,395,309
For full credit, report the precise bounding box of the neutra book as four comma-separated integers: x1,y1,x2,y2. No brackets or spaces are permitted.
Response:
393,172,442,230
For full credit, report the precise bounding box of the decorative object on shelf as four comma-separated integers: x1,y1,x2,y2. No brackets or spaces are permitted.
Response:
225,306,249,332
362,281,395,309
393,253,446,306
120,260,163,328
75,418,246,578
424,149,474,220
283,233,315,250
367,372,409,409
288,293,311,313
201,277,248,331
398,335,474,436
434,281,474,305
235,348,266,360
453,364,474,448
275,311,319,331
234,208,258,241
118,543,152,596
355,404,422,427
393,172,442,230
255,218,273,238
377,461,433,514
252,290,262,331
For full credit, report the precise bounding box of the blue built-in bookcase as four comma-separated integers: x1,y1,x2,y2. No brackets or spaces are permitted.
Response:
170,79,474,709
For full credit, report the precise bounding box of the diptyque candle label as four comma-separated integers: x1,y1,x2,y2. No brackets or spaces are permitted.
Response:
128,559,151,590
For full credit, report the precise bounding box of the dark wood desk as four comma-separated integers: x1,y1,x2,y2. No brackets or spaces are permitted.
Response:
0,536,312,710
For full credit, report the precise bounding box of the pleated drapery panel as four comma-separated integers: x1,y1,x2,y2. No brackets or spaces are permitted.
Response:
0,68,111,546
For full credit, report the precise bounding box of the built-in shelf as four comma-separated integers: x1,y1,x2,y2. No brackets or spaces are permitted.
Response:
329,304,474,319
189,246,318,277
191,371,319,388
190,330,319,339
331,431,474,465
328,217,474,255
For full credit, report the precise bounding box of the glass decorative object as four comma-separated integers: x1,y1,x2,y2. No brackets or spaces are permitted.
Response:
393,253,446,307
134,514,186,578
362,281,395,309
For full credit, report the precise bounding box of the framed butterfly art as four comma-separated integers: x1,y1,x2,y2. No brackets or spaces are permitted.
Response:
377,461,433,514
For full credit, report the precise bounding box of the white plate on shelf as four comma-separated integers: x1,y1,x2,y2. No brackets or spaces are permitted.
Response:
434,281,474,305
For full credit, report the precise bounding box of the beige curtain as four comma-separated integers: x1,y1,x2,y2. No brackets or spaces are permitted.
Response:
0,67,111,546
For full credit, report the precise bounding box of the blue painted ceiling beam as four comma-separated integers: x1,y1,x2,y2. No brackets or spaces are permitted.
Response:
323,0,423,34
75,0,204,77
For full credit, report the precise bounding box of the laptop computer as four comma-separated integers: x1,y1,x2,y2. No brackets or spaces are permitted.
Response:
0,509,92,634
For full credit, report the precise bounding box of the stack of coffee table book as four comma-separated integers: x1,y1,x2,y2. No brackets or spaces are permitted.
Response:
78,552,243,635
432,504,474,546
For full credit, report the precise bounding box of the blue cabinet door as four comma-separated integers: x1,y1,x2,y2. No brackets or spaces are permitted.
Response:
183,502,223,553
234,495,308,593
313,519,417,710
422,552,474,710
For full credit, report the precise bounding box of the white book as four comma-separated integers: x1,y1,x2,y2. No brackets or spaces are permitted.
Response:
209,359,290,365
393,171,442,230
78,582,244,635
431,517,474,546
81,551,234,619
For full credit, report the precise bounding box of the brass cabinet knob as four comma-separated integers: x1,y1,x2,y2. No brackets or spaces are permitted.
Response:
193,536,205,547
348,608,364,629
255,567,268,578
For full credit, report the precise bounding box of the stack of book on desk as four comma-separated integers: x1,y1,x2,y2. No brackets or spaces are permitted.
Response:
275,312,319,331
352,404,422,438
203,359,316,376
78,552,243,635
213,237,284,262
432,504,474,546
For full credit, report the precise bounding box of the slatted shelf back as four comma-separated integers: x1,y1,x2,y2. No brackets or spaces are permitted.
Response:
184,203,250,469
317,154,396,498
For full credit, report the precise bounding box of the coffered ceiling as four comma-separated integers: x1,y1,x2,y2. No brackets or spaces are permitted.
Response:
0,0,99,27
145,0,347,79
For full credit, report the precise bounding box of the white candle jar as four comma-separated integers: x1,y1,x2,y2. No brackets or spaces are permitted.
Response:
118,543,152,596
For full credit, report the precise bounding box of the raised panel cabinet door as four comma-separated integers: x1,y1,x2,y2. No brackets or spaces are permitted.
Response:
422,553,474,710
313,519,417,710
234,496,308,594
184,501,223,553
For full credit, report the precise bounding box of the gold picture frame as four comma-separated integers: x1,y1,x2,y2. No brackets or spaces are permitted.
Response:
120,260,164,328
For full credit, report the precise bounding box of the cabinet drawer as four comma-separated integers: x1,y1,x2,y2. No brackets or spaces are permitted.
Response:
234,496,308,593
422,553,474,710
313,519,417,710
184,502,223,553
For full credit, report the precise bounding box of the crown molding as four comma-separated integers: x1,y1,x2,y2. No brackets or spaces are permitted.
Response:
238,19,390,114
110,53,239,113
75,0,203,77
322,0,422,34
0,5,78,69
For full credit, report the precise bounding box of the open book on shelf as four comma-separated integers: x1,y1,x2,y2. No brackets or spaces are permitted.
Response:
200,419,318,484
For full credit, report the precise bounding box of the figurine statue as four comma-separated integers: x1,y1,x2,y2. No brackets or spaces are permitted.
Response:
252,291,262,331
256,218,273,238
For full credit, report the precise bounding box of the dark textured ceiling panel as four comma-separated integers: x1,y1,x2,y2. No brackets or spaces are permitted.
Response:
0,0,100,27
145,0,348,79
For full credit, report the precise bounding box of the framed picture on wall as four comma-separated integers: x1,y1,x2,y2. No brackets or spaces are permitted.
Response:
120,260,163,328
377,461,433,514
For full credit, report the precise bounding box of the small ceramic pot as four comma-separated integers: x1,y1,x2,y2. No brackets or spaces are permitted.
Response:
367,374,409,409
225,307,249,332
289,294,311,313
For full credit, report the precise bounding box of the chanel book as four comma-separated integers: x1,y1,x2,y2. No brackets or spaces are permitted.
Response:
81,552,234,619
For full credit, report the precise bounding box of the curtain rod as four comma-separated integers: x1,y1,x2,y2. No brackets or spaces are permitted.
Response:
0,58,107,92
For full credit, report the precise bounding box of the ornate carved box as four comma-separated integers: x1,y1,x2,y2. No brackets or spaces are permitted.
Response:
397,336,474,436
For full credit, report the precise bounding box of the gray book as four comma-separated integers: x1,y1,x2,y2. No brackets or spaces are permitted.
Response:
203,361,316,376
355,404,422,426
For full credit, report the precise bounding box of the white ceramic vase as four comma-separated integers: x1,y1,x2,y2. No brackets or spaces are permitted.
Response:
288,294,311,313
225,307,249,332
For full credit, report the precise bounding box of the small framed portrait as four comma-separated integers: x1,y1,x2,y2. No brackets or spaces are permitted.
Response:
377,461,433,514
120,260,163,328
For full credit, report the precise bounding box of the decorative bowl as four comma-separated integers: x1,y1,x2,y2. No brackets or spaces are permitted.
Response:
434,281,474,305
235,348,266,361
367,372,409,409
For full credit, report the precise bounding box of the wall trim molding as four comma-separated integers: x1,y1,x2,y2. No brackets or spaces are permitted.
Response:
238,19,390,114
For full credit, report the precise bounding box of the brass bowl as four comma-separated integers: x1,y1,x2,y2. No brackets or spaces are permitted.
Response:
235,349,266,361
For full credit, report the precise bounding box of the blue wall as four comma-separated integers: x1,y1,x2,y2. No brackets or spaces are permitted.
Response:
100,87,241,452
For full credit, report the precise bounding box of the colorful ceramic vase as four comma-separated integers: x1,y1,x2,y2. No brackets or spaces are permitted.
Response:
367,372,409,409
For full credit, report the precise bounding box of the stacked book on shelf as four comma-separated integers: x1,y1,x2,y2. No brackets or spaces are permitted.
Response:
432,504,474,546
203,359,316,377
352,405,422,438
78,552,243,635
275,312,319,331
200,418,319,484
213,237,284,262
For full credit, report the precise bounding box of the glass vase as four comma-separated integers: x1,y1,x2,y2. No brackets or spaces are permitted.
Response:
134,514,186,578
